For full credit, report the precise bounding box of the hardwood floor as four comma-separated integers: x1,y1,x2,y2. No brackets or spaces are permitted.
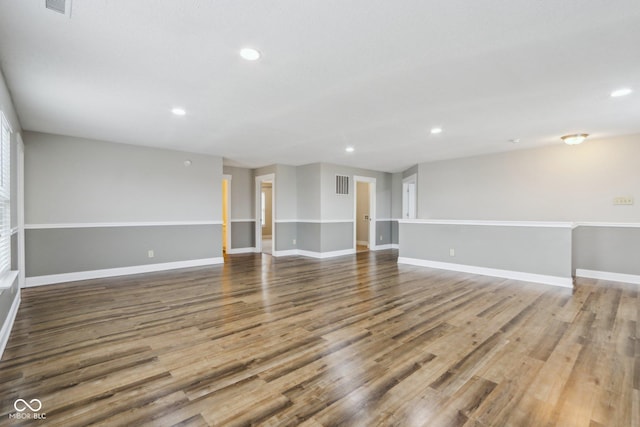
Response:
1,250,638,426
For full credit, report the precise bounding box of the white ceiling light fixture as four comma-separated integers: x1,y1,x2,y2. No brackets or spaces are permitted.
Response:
610,88,633,97
509,138,520,144
345,146,355,153
171,107,186,116
561,133,588,145
430,127,443,134
240,47,261,61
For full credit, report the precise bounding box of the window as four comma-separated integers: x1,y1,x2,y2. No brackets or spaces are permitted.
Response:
261,191,266,226
0,112,11,275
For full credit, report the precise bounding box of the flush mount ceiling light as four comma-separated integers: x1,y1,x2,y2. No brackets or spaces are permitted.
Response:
509,138,520,144
611,88,633,97
171,107,186,116
240,47,261,61
430,127,443,134
561,133,589,145
345,146,355,153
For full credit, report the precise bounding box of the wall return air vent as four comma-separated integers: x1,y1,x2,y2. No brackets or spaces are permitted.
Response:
46,0,66,14
336,175,349,195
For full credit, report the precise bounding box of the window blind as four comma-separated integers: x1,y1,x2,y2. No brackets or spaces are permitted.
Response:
0,112,11,275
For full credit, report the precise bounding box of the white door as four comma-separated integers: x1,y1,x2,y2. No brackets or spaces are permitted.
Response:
402,175,417,219
354,176,376,250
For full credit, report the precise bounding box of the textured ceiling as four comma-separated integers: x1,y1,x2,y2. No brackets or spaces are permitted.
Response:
1,0,639,172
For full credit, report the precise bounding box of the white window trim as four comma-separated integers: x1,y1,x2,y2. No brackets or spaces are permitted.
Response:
0,111,12,280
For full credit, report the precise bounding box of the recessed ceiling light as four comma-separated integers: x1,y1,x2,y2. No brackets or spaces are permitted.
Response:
611,88,632,97
509,138,520,144
171,107,186,116
561,133,589,145
430,127,443,134
240,47,261,61
345,146,355,153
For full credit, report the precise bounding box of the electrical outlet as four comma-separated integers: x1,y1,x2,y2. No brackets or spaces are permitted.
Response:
449,248,455,257
613,197,634,205
148,250,154,258
292,239,296,245
380,235,383,241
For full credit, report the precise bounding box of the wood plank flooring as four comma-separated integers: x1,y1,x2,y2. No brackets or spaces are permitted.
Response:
0,250,638,426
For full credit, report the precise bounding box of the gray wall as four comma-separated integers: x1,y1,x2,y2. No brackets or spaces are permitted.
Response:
416,134,640,222
223,166,254,220
254,164,298,251
320,163,393,221
256,164,298,219
573,226,640,276
0,69,21,135
297,163,321,220
25,132,222,223
24,132,224,277
223,161,397,254
26,225,221,276
376,220,394,246
391,172,403,220
297,222,321,253
391,220,399,245
10,233,17,270
223,166,256,250
276,165,298,221
321,222,353,252
399,222,573,278
402,164,419,179
275,223,297,251
231,222,255,249
390,172,403,246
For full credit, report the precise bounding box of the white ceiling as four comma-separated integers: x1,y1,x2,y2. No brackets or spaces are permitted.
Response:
1,1,639,172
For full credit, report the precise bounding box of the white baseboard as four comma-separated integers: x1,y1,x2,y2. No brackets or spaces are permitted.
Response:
576,269,640,285
273,249,299,257
299,249,356,259
0,291,20,360
272,248,356,259
24,258,224,287
226,247,256,254
397,257,573,289
373,244,399,250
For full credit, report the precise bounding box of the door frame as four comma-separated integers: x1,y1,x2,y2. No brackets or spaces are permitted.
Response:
353,175,376,250
255,173,275,254
402,173,417,219
222,174,232,253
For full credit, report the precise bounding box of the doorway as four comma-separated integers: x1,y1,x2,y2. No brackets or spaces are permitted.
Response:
356,182,370,252
402,174,417,219
222,175,231,253
261,181,273,254
354,176,376,252
255,174,275,255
